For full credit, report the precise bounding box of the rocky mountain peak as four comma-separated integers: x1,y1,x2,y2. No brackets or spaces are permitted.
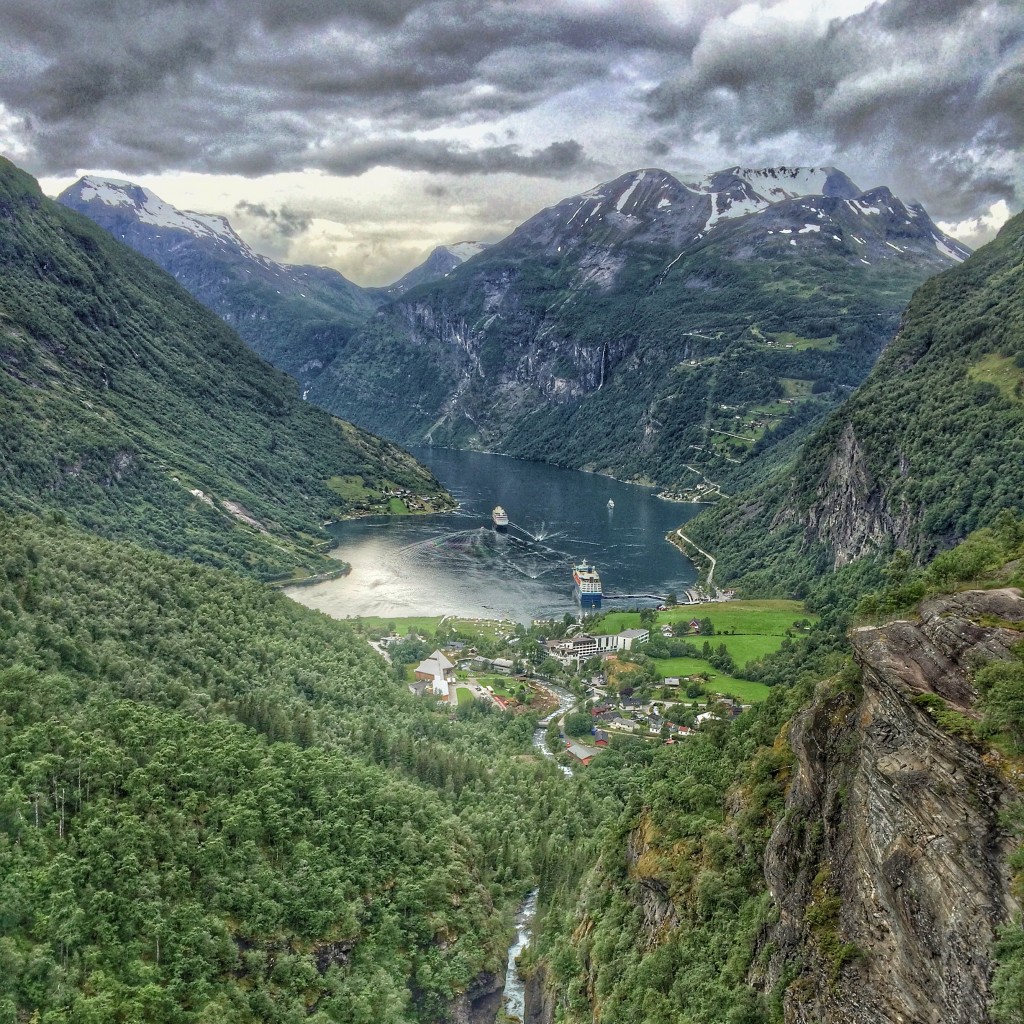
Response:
63,176,248,251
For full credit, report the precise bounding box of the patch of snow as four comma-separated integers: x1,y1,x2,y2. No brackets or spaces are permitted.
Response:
860,258,870,264
789,239,797,245
616,174,644,212
933,235,967,262
657,197,672,209
566,202,586,226
78,176,248,249
704,191,766,230
779,228,792,234
798,224,821,233
698,166,833,202
885,241,903,252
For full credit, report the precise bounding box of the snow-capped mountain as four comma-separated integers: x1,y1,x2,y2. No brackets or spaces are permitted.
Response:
507,165,969,270
307,164,972,487
73,176,254,251
387,241,489,296
58,177,386,385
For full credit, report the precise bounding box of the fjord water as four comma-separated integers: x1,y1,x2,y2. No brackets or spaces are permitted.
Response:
287,447,701,623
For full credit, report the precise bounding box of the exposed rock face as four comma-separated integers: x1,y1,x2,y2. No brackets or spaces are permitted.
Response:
802,422,917,568
523,962,557,1024
756,588,1024,1023
447,968,507,1024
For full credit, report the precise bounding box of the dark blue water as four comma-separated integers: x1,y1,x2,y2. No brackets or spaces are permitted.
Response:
286,447,701,623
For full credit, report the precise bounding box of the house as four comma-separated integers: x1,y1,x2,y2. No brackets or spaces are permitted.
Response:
607,715,634,732
695,711,727,726
593,729,609,747
689,619,702,632
414,649,456,697
662,677,681,689
491,657,516,673
565,740,602,765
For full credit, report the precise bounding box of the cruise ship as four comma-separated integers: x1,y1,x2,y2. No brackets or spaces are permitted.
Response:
572,562,603,608
492,505,509,532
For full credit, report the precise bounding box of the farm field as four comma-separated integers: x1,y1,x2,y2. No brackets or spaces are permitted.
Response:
594,600,812,637
651,658,771,703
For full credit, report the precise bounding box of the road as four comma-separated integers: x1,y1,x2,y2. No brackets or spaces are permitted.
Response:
675,528,717,589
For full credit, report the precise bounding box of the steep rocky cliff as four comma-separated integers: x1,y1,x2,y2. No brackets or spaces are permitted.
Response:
757,587,1024,1022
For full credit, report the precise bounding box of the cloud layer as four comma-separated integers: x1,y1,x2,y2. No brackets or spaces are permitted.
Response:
3,0,1021,282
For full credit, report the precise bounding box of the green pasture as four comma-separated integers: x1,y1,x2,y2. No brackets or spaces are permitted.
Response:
651,659,771,703
594,600,811,637
348,615,512,639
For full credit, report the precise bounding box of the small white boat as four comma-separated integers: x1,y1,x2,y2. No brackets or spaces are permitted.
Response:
607,499,615,509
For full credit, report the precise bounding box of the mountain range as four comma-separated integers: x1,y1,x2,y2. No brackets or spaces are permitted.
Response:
61,165,969,494
304,165,968,488
58,178,488,388
687,204,1024,592
5,145,1024,1024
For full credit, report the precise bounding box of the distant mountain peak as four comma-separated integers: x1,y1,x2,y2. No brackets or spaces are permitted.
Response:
69,175,248,251
386,240,490,296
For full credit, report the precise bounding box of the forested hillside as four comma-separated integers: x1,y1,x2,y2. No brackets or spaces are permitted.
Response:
688,208,1024,595
0,513,582,1023
525,518,1024,1024
0,158,450,580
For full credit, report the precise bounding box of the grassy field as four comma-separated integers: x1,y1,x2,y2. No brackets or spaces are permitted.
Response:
347,615,514,639
594,601,810,704
595,600,811,636
651,658,771,702
455,686,476,705
968,353,1024,403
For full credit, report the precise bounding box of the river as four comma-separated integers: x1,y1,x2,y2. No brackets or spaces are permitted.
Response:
503,889,539,1022
287,447,701,623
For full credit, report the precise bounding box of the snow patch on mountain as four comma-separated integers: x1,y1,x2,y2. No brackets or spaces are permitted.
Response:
76,176,245,248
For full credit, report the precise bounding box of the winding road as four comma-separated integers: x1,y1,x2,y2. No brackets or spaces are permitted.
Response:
674,528,717,589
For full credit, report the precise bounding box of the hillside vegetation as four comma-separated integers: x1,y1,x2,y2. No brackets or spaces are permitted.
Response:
0,513,576,1022
689,208,1024,595
0,158,450,580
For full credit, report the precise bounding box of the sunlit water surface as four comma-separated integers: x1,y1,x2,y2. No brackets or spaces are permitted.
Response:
286,447,701,623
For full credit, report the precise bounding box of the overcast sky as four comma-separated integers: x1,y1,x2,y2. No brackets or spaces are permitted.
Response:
2,0,1021,285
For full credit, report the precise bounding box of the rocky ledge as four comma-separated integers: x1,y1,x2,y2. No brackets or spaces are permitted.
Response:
756,587,1024,1023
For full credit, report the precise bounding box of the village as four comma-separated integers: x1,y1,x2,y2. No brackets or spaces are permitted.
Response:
362,599,811,767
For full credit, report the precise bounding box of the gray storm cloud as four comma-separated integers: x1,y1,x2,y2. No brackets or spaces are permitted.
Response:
1,0,1021,269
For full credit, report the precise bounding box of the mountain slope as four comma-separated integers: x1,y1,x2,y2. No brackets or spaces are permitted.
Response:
0,513,557,1023
689,207,1024,593
387,241,489,296
307,166,968,489
0,157,450,578
58,176,388,386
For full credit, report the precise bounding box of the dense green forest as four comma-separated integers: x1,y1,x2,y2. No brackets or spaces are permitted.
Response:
0,158,450,581
689,208,1024,596
0,512,584,1022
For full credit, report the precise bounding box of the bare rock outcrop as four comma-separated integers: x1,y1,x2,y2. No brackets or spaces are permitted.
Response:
756,588,1024,1023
